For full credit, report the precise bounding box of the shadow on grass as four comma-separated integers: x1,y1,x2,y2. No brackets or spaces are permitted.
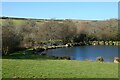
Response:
2,50,56,60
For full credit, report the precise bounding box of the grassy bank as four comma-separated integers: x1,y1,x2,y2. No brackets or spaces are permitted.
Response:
2,50,54,60
2,59,118,78
2,51,118,78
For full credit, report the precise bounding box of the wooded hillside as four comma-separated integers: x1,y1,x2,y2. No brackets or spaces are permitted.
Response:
1,17,119,54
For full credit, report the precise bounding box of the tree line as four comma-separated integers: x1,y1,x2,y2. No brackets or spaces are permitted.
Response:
1,18,119,55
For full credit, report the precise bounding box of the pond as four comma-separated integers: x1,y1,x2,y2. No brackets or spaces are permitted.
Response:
45,45,119,62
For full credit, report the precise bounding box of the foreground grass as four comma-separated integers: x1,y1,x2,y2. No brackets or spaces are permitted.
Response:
2,60,118,78
2,51,119,78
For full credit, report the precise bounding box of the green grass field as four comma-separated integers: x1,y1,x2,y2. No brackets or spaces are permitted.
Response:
2,51,119,78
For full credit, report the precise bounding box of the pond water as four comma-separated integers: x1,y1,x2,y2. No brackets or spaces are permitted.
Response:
45,46,119,62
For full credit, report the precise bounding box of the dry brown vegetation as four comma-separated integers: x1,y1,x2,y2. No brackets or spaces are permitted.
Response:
1,17,119,54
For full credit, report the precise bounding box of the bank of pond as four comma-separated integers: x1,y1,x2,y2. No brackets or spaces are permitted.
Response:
3,41,120,63
30,45,119,63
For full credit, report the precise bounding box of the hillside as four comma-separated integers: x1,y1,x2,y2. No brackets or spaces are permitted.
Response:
1,17,118,40
1,17,119,54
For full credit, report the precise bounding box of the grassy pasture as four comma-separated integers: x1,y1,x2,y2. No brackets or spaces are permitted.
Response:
2,51,118,78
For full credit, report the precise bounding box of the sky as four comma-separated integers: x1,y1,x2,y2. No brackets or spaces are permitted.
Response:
2,2,118,20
